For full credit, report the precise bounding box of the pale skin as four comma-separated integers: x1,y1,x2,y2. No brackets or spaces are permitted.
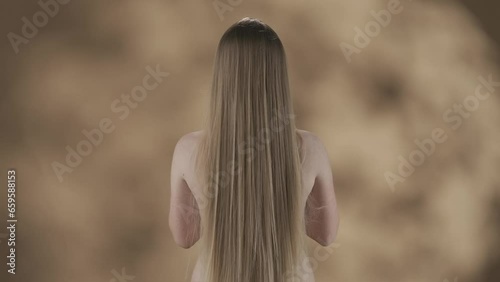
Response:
169,129,340,249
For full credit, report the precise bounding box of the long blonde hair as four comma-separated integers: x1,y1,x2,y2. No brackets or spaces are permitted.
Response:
195,17,306,282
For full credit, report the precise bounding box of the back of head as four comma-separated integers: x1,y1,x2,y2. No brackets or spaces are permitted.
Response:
196,17,306,282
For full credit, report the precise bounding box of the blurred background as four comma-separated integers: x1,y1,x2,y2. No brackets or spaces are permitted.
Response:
0,0,499,282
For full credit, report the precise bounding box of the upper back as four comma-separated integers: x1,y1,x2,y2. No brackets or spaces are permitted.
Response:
174,129,327,200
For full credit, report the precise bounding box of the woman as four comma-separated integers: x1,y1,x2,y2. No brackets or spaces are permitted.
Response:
169,17,339,282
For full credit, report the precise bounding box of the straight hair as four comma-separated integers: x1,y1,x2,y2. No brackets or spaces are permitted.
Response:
195,17,307,282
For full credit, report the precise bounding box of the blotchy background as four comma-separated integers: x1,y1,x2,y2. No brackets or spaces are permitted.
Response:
0,0,499,282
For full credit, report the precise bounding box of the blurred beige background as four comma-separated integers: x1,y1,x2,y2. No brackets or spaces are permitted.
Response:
0,0,499,282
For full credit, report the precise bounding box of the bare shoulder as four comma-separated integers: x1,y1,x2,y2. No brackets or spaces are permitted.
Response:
296,129,331,176
172,130,204,170
175,130,204,151
296,129,327,156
